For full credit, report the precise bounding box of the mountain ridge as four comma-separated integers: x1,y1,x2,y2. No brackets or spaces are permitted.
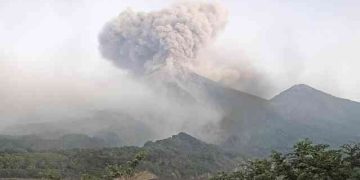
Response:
272,84,360,104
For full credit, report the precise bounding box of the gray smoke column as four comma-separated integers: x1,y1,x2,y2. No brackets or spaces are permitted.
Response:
99,2,228,74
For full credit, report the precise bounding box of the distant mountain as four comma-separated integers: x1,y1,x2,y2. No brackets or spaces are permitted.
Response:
270,84,360,144
144,132,218,153
271,84,360,125
142,132,240,179
220,83,360,155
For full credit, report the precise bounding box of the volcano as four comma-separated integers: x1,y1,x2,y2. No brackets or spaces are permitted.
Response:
3,70,360,156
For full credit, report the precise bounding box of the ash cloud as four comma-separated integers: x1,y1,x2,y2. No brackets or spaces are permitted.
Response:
191,48,275,98
98,2,228,75
98,2,274,98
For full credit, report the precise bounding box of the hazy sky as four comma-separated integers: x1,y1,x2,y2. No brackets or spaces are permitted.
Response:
0,0,359,101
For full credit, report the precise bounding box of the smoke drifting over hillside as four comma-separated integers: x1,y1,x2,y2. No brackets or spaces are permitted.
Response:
99,2,227,74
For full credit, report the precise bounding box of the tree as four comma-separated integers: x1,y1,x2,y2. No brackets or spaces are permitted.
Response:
104,151,147,179
211,140,360,180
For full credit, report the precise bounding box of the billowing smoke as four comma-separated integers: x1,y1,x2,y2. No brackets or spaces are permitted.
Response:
97,2,274,98
99,2,228,75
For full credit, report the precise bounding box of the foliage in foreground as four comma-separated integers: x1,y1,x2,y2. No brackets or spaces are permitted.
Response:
211,139,360,180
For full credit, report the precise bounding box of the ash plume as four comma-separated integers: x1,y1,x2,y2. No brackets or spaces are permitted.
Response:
98,2,228,75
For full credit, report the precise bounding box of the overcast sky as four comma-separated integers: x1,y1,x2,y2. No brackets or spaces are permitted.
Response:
0,0,359,101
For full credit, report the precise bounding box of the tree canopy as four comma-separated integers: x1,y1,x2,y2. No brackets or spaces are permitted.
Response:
211,139,360,180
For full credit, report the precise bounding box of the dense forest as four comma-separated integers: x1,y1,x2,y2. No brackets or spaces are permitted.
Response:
0,132,359,180
0,132,239,179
